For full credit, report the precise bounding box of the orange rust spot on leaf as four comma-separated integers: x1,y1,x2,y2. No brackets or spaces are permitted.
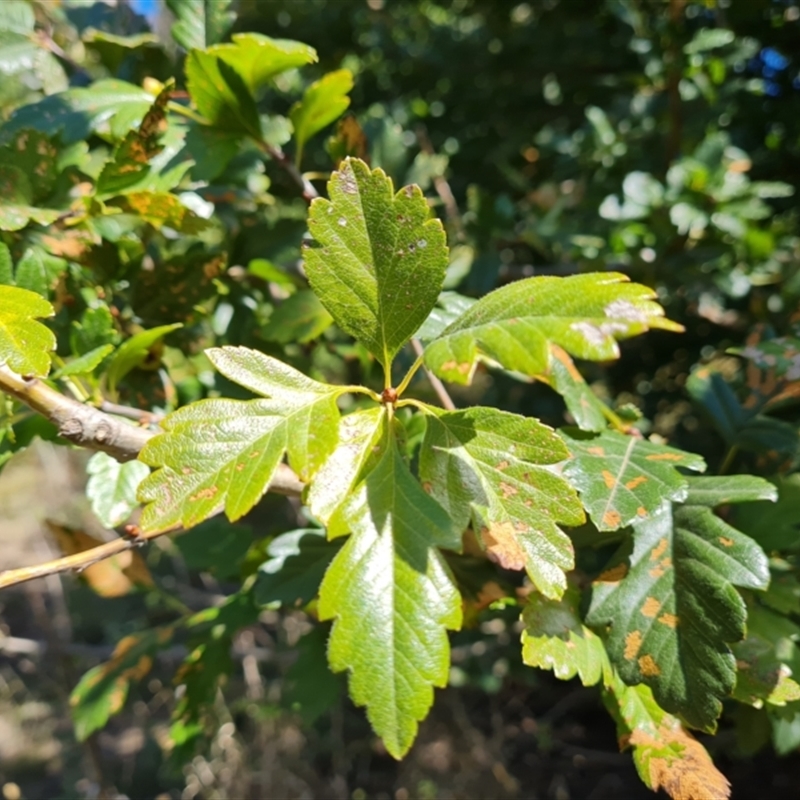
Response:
181,467,193,475
603,510,622,527
441,360,458,372
718,536,734,547
637,506,648,517
481,523,526,572
651,538,668,561
550,344,584,381
602,470,616,489
587,446,605,456
422,481,432,493
190,486,218,502
457,362,471,375
597,563,628,583
659,613,679,628
496,460,510,471
235,463,244,472
641,597,661,618
638,654,661,676
624,630,643,660
499,481,518,499
649,565,666,579
630,723,731,800
661,558,672,570
645,453,683,461
626,475,647,489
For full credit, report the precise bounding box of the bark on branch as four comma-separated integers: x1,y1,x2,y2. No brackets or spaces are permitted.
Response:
0,363,304,590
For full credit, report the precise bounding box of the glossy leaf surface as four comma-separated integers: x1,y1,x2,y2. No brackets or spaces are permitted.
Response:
305,158,448,369
0,285,55,376
420,407,583,598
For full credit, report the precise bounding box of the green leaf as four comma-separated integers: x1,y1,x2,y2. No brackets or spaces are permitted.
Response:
52,344,114,378
185,49,261,136
166,0,236,50
423,272,682,385
561,429,706,531
0,284,55,376
174,517,252,579
420,407,584,599
184,123,241,181
602,671,731,800
307,406,387,536
261,289,333,344
82,29,160,74
255,528,343,607
0,164,59,231
683,475,778,506
305,158,448,370
2,80,155,144
86,451,151,528
318,420,462,758
521,584,608,685
138,347,340,532
731,605,800,709
106,322,182,394
587,494,770,731
734,475,800,551
0,242,12,284
415,291,477,341
733,336,800,381
0,1,35,34
186,33,316,133
546,345,608,432
71,628,166,741
290,69,354,166
0,129,59,201
14,247,49,296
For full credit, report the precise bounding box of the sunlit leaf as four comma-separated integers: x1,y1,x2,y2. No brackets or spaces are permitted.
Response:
423,272,682,385
138,347,340,531
0,284,55,376
166,0,236,50
587,482,771,731
291,69,353,166
86,451,151,528
521,584,608,685
305,158,448,369
318,419,462,758
561,429,706,531
420,406,584,598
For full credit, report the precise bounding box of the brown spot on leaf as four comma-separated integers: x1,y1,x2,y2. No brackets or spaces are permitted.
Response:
624,631,643,660
603,510,622,527
718,536,734,547
659,613,679,628
641,597,661,618
441,360,458,372
630,723,731,800
602,470,616,489
649,565,666,579
190,486,218,502
550,344,584,381
181,467,193,475
481,523,526,571
496,460,509,471
637,506,648,517
422,482,432,493
587,446,605,456
638,654,661,676
651,538,668,561
499,481,518,499
626,475,647,489
597,563,628,583
645,453,683,461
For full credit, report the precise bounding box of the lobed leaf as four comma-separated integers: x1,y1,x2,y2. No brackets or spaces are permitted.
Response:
138,347,340,531
561,429,706,531
318,418,462,758
0,284,55,376
521,584,608,685
305,158,448,370
423,272,682,385
291,69,354,166
603,672,731,800
420,407,584,598
587,488,770,731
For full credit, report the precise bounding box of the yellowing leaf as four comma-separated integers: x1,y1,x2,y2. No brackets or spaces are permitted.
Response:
424,272,682,385
0,284,55,376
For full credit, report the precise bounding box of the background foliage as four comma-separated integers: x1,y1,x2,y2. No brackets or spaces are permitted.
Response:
1,0,800,798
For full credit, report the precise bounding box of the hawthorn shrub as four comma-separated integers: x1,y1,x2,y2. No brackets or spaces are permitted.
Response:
1,2,799,798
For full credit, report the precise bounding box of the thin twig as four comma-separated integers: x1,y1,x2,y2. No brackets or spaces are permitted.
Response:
258,141,320,203
410,338,456,411
416,124,466,241
99,399,164,425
